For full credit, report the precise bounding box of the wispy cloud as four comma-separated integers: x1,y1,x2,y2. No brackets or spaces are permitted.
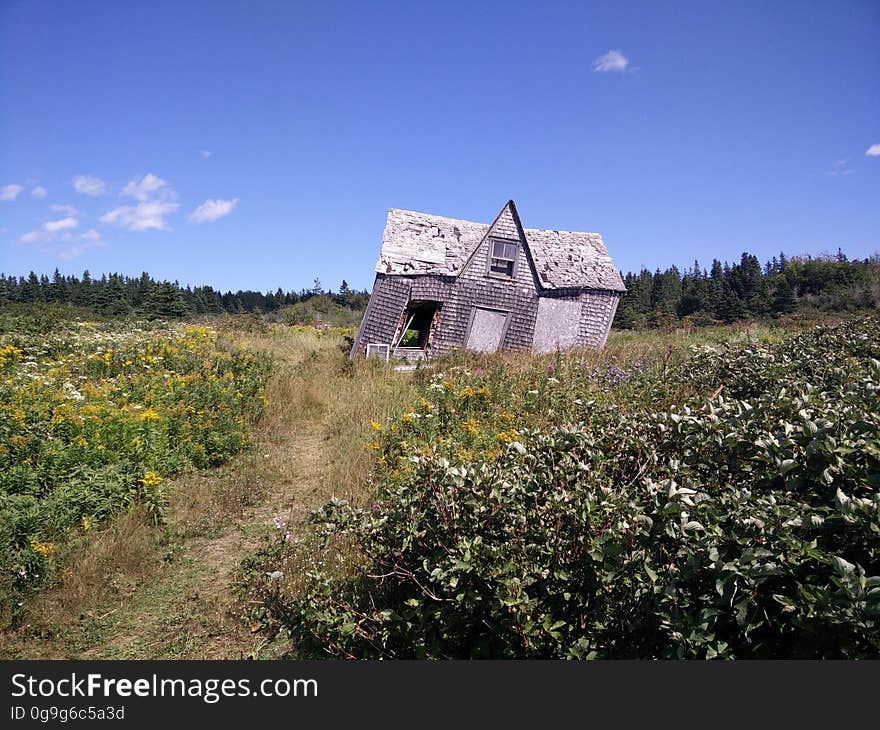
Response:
73,174,106,196
31,186,48,199
189,198,238,224
19,231,43,244
20,217,79,244
20,214,105,259
826,159,853,176
44,217,79,232
200,150,213,159
51,203,79,216
122,173,170,202
1,184,24,201
593,49,630,73
59,229,106,260
867,143,880,157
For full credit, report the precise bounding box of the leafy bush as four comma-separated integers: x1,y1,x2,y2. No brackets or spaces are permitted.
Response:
256,318,879,658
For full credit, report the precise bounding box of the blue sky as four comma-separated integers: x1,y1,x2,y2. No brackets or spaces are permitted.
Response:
1,0,878,292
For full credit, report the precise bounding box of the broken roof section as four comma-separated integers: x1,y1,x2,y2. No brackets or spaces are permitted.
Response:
375,200,626,292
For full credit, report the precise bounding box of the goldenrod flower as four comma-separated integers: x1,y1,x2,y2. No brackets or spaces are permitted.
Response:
141,470,164,487
141,407,161,422
30,540,56,557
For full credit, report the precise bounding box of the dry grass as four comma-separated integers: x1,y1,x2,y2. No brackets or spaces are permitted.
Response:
36,508,160,627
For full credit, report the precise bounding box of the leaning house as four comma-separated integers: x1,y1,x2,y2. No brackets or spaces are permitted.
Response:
350,200,625,361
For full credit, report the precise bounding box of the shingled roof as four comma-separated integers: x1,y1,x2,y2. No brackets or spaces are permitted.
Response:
374,202,626,292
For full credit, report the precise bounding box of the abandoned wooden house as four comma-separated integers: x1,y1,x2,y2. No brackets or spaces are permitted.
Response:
350,200,626,361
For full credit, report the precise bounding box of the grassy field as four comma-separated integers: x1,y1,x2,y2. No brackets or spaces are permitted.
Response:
0,313,876,658
0,317,418,657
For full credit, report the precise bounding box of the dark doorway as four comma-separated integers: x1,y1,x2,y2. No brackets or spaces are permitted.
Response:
396,301,441,350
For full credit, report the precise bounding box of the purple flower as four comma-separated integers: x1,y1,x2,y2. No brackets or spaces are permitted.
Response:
475,368,484,376
372,503,380,514
547,364,556,373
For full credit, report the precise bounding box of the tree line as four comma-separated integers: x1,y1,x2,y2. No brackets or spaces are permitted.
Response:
0,270,369,319
614,251,879,328
1,249,878,327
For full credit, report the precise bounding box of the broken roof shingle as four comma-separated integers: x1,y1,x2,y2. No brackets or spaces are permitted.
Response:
375,205,626,292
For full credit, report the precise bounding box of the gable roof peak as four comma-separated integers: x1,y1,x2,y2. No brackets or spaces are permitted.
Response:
375,201,625,292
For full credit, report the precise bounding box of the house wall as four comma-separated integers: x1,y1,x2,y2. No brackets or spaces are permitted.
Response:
429,204,540,353
350,274,411,357
579,290,621,347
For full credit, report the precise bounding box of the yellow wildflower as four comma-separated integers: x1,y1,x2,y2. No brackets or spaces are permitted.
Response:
30,540,56,557
496,428,519,444
459,387,475,399
370,421,382,431
463,419,480,436
141,407,161,422
141,470,163,487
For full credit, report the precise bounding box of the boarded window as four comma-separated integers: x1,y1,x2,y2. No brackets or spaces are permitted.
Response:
488,239,517,278
466,307,509,353
532,298,582,353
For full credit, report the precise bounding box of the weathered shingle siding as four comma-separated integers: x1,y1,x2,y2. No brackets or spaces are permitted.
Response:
350,274,411,357
579,289,620,347
409,276,455,302
442,204,540,352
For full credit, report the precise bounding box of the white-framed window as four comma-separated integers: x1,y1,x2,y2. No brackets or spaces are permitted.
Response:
365,343,390,361
488,238,517,278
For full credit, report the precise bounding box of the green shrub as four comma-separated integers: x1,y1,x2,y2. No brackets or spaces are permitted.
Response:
262,317,880,658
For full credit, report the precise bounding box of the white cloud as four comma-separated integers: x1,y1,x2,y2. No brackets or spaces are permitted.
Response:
122,173,170,201
101,172,178,231
200,150,213,159
73,174,106,196
44,217,79,232
59,229,106,260
593,49,630,73
189,198,238,224
20,217,105,258
31,186,47,199
51,203,79,216
1,184,24,201
19,230,43,244
867,143,880,157
100,200,179,231
19,217,79,244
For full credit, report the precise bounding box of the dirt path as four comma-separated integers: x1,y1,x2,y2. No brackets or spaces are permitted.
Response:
0,333,341,660
79,425,326,660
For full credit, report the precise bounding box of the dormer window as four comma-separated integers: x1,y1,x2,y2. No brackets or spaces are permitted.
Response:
488,238,517,278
